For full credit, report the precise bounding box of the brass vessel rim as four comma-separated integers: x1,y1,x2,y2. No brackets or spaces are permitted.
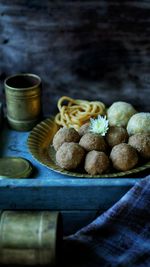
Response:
7,116,39,124
4,73,41,91
0,157,33,178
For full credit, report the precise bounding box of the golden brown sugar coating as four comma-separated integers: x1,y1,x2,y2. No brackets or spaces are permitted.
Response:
53,127,80,151
78,122,90,137
84,150,110,175
128,133,150,159
79,132,107,152
106,126,128,148
110,143,138,171
56,142,85,170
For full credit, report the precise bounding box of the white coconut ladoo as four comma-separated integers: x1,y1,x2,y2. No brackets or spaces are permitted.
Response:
127,112,150,136
107,101,137,127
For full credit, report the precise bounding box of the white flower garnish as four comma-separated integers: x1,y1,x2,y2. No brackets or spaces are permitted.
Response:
89,115,109,136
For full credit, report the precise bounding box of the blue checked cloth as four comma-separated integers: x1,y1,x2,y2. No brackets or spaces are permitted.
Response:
62,175,150,267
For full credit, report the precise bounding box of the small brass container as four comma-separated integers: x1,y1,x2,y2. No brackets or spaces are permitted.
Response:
0,210,63,266
4,73,42,131
0,157,33,178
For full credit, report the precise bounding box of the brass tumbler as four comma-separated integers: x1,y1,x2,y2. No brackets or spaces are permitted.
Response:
0,210,63,266
4,73,42,131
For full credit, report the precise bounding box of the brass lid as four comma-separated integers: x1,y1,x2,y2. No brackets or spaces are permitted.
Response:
0,157,33,178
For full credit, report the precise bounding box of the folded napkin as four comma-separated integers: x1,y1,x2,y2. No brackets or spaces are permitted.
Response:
62,175,150,267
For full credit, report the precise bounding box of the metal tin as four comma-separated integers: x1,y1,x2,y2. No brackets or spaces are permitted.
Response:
0,210,63,266
0,157,33,178
4,73,42,131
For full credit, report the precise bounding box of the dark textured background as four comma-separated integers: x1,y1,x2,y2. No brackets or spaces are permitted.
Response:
0,0,150,115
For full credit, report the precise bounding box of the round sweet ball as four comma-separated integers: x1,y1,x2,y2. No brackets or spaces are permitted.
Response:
128,133,150,159
107,101,137,127
106,126,128,148
110,143,138,171
56,142,85,170
85,150,110,175
53,127,80,151
127,112,150,136
78,122,90,136
79,132,107,152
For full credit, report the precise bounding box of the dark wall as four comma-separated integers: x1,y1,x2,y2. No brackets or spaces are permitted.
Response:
0,1,150,115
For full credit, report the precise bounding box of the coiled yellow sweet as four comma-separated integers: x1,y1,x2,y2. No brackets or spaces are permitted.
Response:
55,96,106,130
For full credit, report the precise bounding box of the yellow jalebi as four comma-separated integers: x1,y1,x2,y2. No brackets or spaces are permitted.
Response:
55,96,106,130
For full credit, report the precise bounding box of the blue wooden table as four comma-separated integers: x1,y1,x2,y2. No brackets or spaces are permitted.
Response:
0,120,147,235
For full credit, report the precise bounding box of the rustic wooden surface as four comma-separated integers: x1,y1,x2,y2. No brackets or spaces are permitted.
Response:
0,1,150,115
0,121,143,235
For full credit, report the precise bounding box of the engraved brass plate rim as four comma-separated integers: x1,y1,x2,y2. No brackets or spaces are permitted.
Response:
27,118,150,178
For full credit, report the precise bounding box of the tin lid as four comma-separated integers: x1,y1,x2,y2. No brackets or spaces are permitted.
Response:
0,157,33,178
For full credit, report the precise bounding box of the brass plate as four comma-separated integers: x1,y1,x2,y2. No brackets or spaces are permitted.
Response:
0,157,33,178
27,118,150,178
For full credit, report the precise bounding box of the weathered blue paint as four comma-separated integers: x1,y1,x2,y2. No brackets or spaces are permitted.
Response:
0,121,146,234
